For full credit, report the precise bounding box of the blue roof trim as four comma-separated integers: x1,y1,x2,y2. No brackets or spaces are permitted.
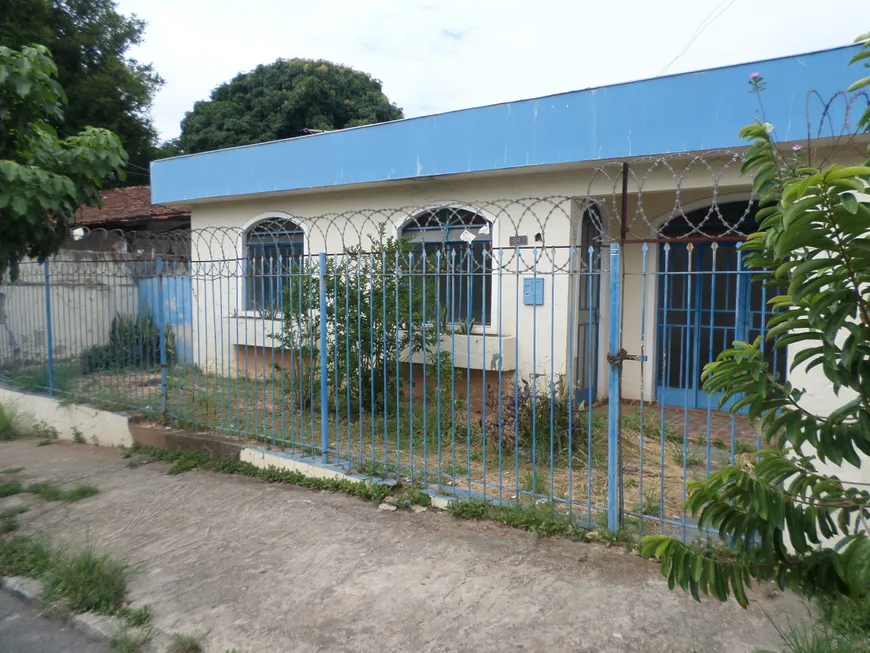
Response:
151,45,864,204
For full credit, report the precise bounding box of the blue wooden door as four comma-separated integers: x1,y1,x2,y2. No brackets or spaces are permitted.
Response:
656,241,787,410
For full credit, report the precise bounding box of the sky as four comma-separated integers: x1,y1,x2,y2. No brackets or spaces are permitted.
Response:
115,0,870,141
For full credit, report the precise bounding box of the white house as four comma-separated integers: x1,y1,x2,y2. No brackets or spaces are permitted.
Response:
151,44,867,421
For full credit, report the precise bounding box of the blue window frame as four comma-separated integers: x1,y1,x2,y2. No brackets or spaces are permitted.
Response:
401,208,492,326
655,202,787,410
245,218,305,312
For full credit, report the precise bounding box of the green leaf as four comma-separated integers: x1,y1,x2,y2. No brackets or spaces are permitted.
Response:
841,192,860,214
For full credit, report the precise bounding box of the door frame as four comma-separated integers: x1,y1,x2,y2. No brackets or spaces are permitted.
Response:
570,202,602,404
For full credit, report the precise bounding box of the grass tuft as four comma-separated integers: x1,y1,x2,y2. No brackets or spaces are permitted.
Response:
109,628,152,653
0,467,25,474
0,536,62,577
0,480,23,497
0,506,28,534
25,483,99,503
42,547,127,614
448,499,590,540
6,364,80,395
117,604,153,628
0,403,32,441
169,634,204,653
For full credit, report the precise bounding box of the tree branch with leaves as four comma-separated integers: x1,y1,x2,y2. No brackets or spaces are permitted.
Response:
640,34,870,609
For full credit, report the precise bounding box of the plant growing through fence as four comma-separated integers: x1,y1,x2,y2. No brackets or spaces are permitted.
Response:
279,226,458,419
80,312,176,373
641,33,870,613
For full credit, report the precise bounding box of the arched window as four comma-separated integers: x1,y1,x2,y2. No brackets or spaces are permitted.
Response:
401,207,492,326
244,217,305,312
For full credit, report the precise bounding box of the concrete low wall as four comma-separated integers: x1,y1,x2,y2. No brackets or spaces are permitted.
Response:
0,387,131,447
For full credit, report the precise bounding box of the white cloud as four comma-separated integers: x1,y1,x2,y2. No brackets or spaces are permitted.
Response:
116,0,868,140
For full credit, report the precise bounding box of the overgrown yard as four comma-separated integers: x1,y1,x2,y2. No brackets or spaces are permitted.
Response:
2,361,759,528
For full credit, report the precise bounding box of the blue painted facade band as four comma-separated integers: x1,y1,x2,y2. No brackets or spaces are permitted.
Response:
152,46,862,203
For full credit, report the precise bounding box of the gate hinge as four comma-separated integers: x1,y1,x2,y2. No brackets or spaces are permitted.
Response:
607,348,647,366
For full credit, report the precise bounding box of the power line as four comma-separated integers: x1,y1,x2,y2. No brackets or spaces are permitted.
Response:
657,0,738,76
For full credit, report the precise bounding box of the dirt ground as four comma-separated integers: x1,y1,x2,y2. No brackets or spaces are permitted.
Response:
0,439,809,653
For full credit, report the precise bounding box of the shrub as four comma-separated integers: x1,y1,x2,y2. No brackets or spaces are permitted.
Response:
81,312,176,373
483,377,602,455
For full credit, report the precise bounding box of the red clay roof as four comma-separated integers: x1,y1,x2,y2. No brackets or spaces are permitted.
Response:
74,186,189,226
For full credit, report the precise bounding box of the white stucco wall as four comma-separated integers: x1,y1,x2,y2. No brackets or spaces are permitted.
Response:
0,251,139,368
179,145,861,411
180,153,759,400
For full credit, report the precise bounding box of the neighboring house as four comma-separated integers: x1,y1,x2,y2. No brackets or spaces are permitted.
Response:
69,185,190,256
150,44,869,417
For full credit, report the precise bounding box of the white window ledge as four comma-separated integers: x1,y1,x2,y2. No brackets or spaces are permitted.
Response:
226,317,517,371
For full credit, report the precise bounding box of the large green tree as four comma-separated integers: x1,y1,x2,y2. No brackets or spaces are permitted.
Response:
0,45,126,281
0,0,162,184
178,58,403,154
641,33,870,619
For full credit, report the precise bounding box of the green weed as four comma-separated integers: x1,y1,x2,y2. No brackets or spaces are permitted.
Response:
109,627,152,653
117,604,153,628
168,634,204,653
393,488,431,509
72,427,86,444
26,483,99,502
711,437,727,450
0,536,61,577
771,621,870,653
817,593,870,640
42,547,127,614
673,450,705,468
0,480,23,497
734,440,756,455
7,364,80,395
520,470,549,496
0,467,25,474
448,499,590,540
635,490,661,517
0,403,31,440
0,506,27,533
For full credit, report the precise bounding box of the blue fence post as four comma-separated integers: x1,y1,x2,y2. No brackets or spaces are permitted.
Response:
607,243,622,531
318,252,329,463
156,257,168,418
43,261,54,397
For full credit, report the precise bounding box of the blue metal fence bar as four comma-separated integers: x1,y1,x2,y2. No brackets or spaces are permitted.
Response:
658,244,671,531
481,249,488,497
156,257,168,417
637,243,649,532
43,261,55,397
497,248,504,505
566,245,577,519
607,242,622,531
586,246,595,527
318,252,329,462
435,250,443,489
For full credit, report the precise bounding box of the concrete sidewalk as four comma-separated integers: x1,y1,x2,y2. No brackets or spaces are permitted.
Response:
0,440,807,653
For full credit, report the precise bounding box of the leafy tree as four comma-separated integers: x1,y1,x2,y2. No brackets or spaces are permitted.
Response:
0,0,163,184
0,45,126,281
640,34,870,610
179,59,403,154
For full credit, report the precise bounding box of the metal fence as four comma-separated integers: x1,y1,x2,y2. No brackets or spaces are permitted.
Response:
0,151,789,541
